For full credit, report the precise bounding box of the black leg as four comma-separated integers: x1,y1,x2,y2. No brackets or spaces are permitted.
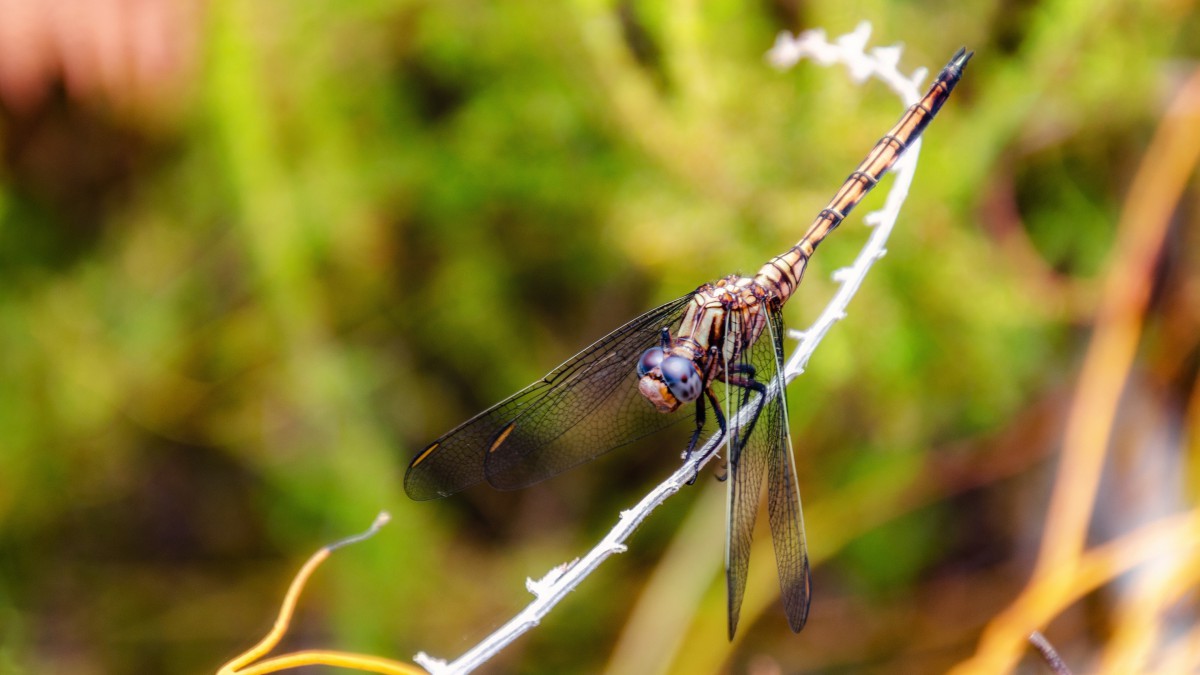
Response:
727,362,760,430
684,391,707,459
706,385,730,473
706,385,728,444
724,374,767,467
707,386,732,482
684,391,706,486
729,362,757,378
685,385,728,485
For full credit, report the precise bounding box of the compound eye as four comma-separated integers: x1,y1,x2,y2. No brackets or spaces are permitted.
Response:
660,356,703,403
637,347,665,377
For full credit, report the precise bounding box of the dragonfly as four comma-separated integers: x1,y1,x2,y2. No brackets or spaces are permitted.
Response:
406,48,972,638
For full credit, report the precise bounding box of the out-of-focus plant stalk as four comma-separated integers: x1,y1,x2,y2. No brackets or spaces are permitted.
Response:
953,64,1200,675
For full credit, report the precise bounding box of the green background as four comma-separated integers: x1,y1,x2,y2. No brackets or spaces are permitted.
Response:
1,0,1197,673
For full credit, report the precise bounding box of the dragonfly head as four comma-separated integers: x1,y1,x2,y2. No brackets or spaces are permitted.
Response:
637,346,703,413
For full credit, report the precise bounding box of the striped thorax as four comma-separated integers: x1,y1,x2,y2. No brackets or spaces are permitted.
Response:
636,276,774,413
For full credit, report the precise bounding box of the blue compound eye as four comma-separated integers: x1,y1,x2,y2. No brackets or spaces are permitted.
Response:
637,347,665,377
660,356,703,403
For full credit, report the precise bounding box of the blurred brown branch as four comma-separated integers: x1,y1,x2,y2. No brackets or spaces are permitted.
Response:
216,514,425,675
952,62,1200,675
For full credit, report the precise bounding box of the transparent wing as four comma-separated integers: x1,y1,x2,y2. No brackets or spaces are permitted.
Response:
722,305,768,639
724,302,810,638
723,406,765,637
404,294,694,500
761,306,811,632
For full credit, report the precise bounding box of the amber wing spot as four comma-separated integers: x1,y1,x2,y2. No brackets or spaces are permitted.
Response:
411,442,439,467
488,421,517,454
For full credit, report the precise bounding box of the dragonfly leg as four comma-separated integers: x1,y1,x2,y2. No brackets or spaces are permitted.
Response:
702,384,731,482
724,373,767,467
689,385,729,484
684,394,706,486
729,363,757,378
713,457,729,482
728,363,759,423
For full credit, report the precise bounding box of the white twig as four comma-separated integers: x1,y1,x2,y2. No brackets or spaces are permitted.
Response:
414,21,927,674
769,21,928,383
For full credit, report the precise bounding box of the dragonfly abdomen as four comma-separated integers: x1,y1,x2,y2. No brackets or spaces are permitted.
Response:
755,48,973,307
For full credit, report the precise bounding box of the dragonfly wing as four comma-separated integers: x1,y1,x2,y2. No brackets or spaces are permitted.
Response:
761,306,811,632
404,294,694,500
724,412,766,640
724,302,810,637
722,304,768,639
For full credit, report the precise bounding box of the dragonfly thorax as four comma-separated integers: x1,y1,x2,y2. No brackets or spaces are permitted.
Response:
635,276,775,415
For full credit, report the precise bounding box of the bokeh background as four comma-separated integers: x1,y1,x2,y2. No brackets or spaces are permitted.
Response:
1,1,1198,673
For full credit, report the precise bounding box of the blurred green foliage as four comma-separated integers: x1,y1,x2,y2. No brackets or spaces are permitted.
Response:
0,0,1197,673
